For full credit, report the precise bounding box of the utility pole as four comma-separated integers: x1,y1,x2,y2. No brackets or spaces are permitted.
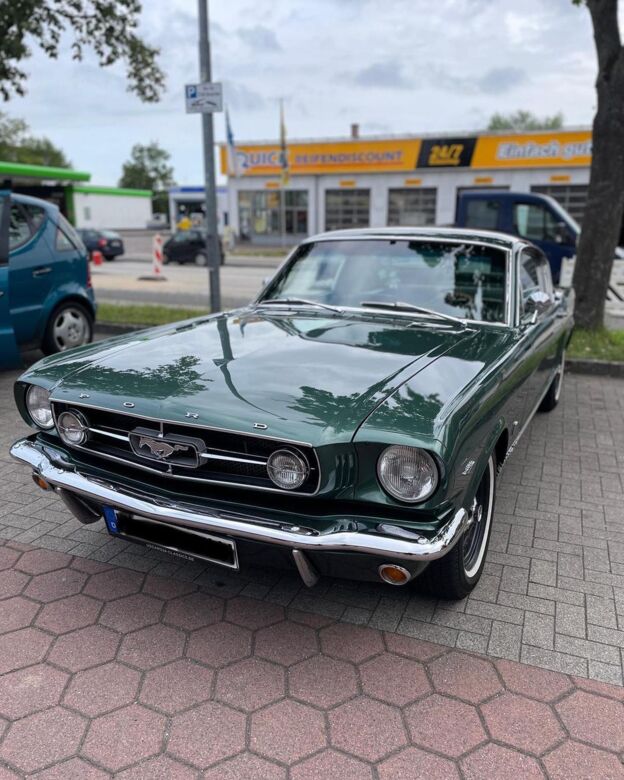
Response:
197,0,221,312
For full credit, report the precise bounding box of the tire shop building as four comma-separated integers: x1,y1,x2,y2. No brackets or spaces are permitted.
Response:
218,127,592,244
0,161,152,229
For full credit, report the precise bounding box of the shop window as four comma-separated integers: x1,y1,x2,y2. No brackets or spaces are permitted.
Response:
238,190,308,240
387,188,436,226
325,189,370,231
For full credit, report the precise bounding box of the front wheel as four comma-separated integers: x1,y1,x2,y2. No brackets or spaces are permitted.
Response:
419,454,496,600
42,302,94,355
539,350,565,412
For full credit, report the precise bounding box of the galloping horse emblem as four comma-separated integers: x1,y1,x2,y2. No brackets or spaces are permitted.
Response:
137,437,189,460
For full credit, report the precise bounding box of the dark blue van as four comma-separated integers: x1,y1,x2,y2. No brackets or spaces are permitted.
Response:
0,191,96,369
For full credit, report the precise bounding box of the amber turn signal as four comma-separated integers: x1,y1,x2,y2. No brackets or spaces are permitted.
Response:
32,473,51,491
378,564,411,586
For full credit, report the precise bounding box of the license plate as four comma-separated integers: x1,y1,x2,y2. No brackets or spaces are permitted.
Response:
103,506,238,568
110,241,121,247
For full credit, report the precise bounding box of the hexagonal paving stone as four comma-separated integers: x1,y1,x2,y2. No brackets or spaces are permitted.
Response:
556,690,624,752
36,594,101,634
82,703,166,772
187,621,252,667
320,623,383,663
255,621,318,666
215,657,285,712
203,753,286,780
140,659,214,714
63,662,141,717
0,627,52,675
0,595,39,633
118,624,185,670
481,692,565,756
16,549,72,574
290,655,358,709
225,595,285,629
405,694,487,758
116,755,198,779
573,676,624,701
141,573,196,600
496,659,573,702
379,747,461,780
48,625,120,672
329,696,407,761
544,741,624,780
0,707,86,774
24,569,87,603
69,557,113,574
168,702,246,768
83,567,144,600
251,699,327,765
0,568,30,599
0,664,69,719
292,749,373,780
30,757,110,779
461,743,546,780
429,651,502,704
99,593,163,632
360,652,431,706
384,631,446,661
0,547,20,571
162,591,223,630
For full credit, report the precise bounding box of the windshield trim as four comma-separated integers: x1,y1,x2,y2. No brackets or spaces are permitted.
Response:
256,237,513,328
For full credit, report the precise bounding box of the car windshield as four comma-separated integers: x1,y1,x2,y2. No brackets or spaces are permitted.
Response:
261,239,508,324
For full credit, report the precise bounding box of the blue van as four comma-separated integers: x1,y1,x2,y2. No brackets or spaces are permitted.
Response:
0,191,96,368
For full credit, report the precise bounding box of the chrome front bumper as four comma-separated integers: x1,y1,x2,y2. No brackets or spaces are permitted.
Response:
11,437,468,574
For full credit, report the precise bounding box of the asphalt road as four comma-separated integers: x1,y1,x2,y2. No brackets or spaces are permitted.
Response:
92,253,284,309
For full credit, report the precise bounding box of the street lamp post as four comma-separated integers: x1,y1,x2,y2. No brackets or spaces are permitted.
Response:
197,0,221,313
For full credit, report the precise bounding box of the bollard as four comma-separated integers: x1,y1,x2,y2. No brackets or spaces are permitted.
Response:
153,233,164,276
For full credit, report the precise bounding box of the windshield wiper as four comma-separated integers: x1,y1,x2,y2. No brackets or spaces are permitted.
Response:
255,297,343,314
360,301,466,326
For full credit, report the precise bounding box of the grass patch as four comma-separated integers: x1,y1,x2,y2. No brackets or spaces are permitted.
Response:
568,328,624,362
97,302,209,327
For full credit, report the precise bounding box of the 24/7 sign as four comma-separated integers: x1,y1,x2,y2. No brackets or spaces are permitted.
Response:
185,82,223,114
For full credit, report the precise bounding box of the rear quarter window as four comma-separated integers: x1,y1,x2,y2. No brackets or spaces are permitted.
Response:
55,214,86,252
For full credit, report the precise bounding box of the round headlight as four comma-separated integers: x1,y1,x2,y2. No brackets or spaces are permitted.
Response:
26,385,54,429
57,410,88,446
267,449,309,490
377,445,438,503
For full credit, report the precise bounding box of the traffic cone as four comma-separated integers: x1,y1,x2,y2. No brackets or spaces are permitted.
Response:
92,250,104,266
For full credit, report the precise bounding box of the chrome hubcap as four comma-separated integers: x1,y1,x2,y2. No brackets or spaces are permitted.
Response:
53,309,89,351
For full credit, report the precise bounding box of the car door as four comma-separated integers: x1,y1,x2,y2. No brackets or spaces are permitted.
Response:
0,192,21,369
511,200,574,285
167,233,187,262
517,246,561,419
8,199,54,346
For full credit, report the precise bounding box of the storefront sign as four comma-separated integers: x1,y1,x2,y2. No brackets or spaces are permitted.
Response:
220,130,593,176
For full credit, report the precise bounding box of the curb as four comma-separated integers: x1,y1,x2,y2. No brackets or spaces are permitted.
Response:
566,358,624,378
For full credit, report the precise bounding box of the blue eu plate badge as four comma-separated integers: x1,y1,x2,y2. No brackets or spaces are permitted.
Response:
103,506,119,534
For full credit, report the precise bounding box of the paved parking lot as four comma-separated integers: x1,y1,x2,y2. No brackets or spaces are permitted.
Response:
1,365,624,686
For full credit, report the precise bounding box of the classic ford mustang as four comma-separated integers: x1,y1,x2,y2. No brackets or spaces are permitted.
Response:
10,228,574,598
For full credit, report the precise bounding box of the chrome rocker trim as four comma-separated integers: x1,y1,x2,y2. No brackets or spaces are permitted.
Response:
11,437,468,576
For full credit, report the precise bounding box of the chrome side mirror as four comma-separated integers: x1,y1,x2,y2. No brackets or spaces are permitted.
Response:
523,290,552,324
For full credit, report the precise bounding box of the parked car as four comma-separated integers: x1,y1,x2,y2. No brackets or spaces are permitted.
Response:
10,227,573,598
163,229,225,265
77,228,124,261
0,192,95,365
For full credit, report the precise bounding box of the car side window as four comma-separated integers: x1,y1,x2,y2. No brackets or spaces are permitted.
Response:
55,214,82,252
463,199,500,230
22,204,46,234
513,203,559,242
9,203,32,250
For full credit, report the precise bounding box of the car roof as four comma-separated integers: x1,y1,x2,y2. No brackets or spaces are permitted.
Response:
305,226,518,249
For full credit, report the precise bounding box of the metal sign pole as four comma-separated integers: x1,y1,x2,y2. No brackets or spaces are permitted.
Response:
197,0,221,313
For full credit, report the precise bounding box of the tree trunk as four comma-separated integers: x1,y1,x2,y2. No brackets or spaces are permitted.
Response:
573,0,624,330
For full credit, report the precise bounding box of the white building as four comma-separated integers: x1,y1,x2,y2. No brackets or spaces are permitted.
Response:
218,127,592,244
73,185,153,230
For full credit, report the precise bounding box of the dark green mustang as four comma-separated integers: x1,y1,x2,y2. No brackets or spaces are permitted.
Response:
11,228,574,599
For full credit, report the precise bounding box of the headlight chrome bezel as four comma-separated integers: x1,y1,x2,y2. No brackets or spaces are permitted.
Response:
25,385,54,430
377,445,439,503
57,409,88,446
267,448,309,491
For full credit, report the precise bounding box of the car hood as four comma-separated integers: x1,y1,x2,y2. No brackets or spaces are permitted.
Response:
39,310,484,447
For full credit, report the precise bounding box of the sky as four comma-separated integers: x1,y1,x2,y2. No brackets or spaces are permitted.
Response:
4,0,607,186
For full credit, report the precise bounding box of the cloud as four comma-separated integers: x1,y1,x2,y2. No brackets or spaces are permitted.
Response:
237,25,281,52
351,61,411,89
222,81,266,111
478,67,527,94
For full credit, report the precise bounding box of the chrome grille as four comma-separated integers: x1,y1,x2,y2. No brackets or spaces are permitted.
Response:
50,402,320,495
